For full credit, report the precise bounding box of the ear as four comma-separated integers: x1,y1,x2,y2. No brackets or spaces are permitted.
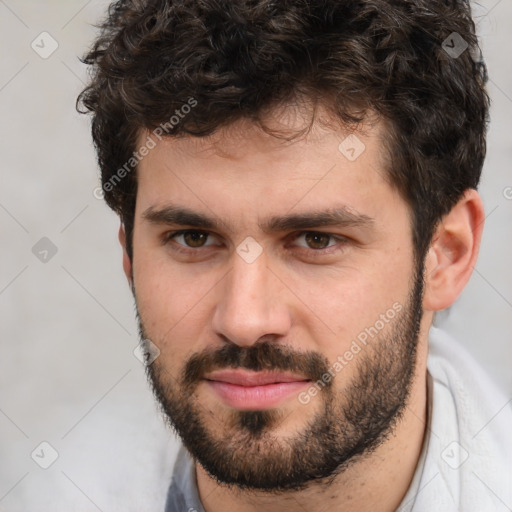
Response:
423,189,484,311
118,223,133,287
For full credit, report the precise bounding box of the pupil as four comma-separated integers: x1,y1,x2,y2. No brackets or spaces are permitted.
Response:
185,232,206,247
306,233,329,249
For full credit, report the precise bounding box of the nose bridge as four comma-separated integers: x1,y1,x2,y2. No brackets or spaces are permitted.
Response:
212,252,290,346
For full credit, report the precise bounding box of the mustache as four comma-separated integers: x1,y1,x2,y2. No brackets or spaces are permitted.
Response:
182,342,331,390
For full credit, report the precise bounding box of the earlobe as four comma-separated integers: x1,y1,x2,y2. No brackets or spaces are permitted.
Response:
423,189,484,312
118,223,133,287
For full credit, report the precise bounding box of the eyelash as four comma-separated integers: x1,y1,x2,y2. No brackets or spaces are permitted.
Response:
163,229,349,256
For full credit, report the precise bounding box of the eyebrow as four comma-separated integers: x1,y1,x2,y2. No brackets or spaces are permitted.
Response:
142,204,374,233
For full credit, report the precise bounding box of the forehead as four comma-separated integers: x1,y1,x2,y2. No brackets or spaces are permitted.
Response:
138,101,386,163
134,112,404,231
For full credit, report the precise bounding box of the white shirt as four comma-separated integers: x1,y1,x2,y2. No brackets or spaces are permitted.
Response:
397,327,512,511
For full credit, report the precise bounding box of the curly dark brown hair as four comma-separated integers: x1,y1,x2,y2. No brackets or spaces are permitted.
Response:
78,0,489,261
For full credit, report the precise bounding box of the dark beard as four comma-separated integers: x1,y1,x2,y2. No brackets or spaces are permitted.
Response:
138,265,424,492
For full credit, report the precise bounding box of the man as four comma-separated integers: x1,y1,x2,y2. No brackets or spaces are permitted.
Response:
78,0,512,510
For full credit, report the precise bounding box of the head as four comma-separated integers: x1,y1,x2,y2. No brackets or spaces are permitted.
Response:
79,0,488,492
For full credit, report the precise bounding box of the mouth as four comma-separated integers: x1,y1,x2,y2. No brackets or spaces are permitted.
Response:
203,369,311,410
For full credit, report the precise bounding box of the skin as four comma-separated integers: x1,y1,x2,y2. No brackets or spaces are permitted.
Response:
119,108,484,512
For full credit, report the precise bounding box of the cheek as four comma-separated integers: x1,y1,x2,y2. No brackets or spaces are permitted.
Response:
287,261,412,366
133,255,217,363
291,266,404,330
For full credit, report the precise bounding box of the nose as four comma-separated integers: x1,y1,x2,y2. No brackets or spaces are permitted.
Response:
211,251,292,347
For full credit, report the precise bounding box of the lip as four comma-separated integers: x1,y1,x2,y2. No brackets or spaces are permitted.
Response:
204,370,310,410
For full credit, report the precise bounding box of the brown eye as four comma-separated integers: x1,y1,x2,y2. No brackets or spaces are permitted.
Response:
182,231,209,247
303,232,332,249
168,230,216,248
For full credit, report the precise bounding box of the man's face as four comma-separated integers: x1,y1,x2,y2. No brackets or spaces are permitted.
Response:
130,114,425,490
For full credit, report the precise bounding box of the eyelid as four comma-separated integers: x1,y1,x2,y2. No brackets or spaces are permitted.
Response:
164,229,221,247
162,229,350,255
289,231,349,246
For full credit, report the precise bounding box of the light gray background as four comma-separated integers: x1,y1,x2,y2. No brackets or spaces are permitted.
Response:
1,1,511,510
